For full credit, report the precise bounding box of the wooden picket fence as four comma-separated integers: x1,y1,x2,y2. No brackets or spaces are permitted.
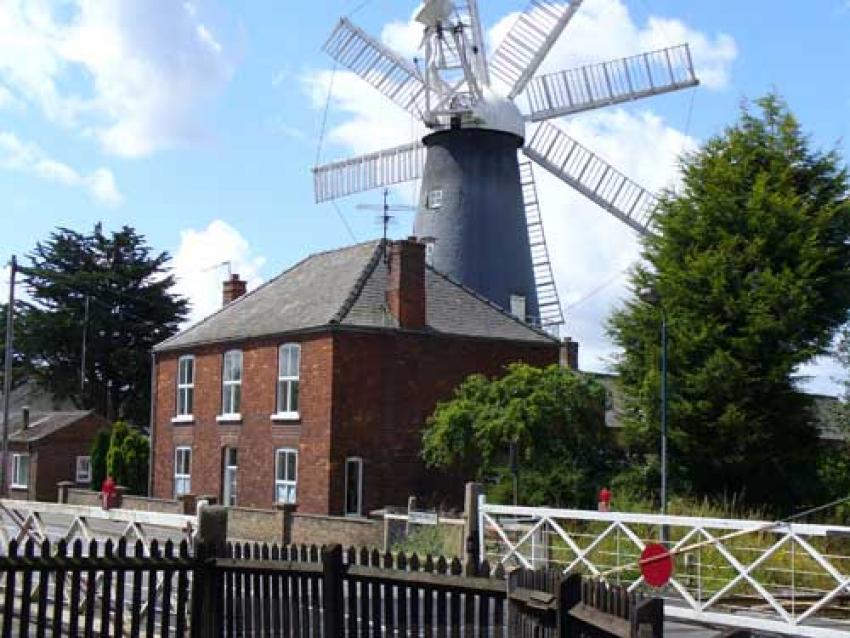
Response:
213,541,508,636
0,507,663,637
0,537,193,637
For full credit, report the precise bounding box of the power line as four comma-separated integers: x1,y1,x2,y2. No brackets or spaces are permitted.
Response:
332,201,358,243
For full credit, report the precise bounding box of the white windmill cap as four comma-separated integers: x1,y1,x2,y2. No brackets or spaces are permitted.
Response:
414,0,455,27
471,88,526,139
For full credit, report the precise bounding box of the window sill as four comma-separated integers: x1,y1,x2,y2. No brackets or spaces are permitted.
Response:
10,484,28,490
270,412,300,423
171,415,195,424
216,414,243,424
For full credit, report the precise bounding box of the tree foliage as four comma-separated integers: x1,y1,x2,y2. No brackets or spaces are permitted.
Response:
89,427,111,491
19,224,187,424
422,364,619,508
608,95,850,510
105,421,149,495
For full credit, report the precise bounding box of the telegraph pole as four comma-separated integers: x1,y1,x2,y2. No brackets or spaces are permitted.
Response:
1,256,17,496
80,295,90,396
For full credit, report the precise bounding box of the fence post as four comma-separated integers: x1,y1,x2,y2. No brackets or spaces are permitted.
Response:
631,597,663,638
191,505,228,638
322,544,345,635
559,572,582,638
463,482,482,576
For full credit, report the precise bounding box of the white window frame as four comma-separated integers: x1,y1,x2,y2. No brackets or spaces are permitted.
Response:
219,350,242,421
273,343,301,420
11,453,29,489
274,448,298,505
427,189,443,209
345,456,363,517
174,355,195,422
174,447,192,497
75,456,91,484
223,447,238,506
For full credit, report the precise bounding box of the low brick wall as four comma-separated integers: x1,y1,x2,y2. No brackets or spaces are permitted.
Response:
289,513,382,549
66,488,101,507
120,495,185,514
228,507,285,542
62,486,192,514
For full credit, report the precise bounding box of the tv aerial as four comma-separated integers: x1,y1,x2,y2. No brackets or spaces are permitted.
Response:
356,188,416,247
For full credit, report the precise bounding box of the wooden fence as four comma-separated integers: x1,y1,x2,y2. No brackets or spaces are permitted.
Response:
0,537,193,637
0,506,663,637
211,542,508,636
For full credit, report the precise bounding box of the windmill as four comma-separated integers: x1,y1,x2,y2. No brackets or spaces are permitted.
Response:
313,0,698,328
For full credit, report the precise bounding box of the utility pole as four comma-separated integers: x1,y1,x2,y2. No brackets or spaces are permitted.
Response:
1,256,17,497
660,309,669,539
80,295,90,397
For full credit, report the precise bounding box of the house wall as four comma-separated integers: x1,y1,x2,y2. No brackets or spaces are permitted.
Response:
151,333,334,509
6,413,108,502
152,328,557,517
325,331,558,515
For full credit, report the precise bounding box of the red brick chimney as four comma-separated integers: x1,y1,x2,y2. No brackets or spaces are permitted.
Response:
222,273,247,306
386,238,426,330
559,337,579,370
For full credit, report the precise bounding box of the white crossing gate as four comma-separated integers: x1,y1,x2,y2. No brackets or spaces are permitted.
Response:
478,497,850,637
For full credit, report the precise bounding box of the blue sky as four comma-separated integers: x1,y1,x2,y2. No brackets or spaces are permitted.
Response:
1,0,849,393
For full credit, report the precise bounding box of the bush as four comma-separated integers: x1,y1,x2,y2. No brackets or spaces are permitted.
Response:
89,428,111,491
104,420,149,496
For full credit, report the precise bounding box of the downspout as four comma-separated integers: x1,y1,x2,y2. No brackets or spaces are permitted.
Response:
148,350,157,497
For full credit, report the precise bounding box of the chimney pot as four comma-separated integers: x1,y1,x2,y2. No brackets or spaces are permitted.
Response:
386,239,427,330
222,274,247,306
22,406,30,429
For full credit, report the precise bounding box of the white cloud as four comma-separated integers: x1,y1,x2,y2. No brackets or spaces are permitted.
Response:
0,0,237,157
380,19,423,60
491,0,736,90
172,220,266,324
0,130,122,206
305,69,428,158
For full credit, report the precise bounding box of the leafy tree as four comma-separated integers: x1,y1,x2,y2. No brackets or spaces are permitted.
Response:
19,224,187,423
89,428,111,491
0,301,34,392
422,364,619,508
608,95,850,510
105,420,149,495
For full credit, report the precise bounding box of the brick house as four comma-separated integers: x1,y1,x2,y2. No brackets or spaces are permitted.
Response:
150,239,569,515
6,409,110,502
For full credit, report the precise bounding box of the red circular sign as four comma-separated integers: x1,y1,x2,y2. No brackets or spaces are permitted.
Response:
640,543,674,587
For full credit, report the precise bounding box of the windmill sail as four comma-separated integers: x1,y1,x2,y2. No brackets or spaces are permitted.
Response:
490,0,584,99
520,161,564,327
323,18,431,117
525,44,698,121
524,122,658,234
313,142,426,203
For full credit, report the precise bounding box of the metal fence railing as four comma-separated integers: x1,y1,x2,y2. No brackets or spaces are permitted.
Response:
479,499,850,637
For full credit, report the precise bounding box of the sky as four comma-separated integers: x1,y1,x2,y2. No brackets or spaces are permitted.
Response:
1,0,849,395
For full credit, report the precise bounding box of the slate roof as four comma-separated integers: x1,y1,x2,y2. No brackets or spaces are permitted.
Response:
156,240,556,352
8,410,96,443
